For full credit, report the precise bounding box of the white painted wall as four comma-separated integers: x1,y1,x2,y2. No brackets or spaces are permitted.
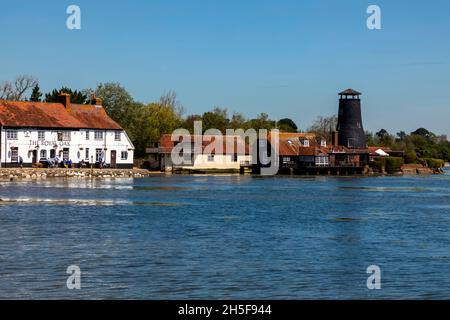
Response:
0,128,134,167
160,153,252,171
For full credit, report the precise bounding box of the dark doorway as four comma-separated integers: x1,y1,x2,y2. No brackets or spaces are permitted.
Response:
111,150,117,168
32,150,37,164
50,149,56,159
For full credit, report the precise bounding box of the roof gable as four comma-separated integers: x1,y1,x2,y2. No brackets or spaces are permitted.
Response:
0,100,122,130
339,88,362,95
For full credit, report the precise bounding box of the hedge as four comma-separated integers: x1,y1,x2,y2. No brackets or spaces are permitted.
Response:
370,157,404,173
385,157,404,174
371,157,386,171
420,158,445,169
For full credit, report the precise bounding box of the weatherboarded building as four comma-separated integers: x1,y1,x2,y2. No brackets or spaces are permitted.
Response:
146,134,251,173
0,94,134,168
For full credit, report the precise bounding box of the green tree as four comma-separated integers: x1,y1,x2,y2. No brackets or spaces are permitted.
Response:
376,129,389,139
94,83,135,127
277,118,298,132
365,131,376,146
202,107,229,133
404,149,417,163
132,101,183,156
45,87,88,104
375,129,395,146
243,113,276,131
229,112,246,130
30,84,43,102
182,114,203,133
411,128,434,140
396,131,407,141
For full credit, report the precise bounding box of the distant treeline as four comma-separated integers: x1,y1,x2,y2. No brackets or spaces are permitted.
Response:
366,128,450,163
1,75,449,161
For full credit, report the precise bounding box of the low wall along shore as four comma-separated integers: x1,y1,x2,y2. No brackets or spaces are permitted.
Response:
0,168,151,181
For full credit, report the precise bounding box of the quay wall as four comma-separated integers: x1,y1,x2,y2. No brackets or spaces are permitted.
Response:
0,168,151,181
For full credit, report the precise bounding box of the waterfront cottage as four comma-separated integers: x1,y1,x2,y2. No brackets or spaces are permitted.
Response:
254,132,371,175
276,132,328,171
146,134,252,173
0,94,134,168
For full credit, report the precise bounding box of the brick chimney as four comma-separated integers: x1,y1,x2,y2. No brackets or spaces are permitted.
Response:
91,94,102,106
332,131,339,146
58,92,71,111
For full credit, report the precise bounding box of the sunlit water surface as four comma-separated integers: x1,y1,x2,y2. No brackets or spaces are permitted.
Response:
1,170,450,299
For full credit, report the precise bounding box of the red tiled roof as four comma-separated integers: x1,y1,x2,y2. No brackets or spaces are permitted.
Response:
276,135,332,157
157,134,249,155
267,132,321,142
0,100,122,130
278,139,302,156
69,104,122,130
297,147,317,156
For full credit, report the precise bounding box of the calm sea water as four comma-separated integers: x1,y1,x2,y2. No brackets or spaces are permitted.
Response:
1,170,450,299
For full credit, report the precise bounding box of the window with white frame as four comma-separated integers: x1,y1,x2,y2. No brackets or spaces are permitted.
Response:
303,140,310,147
38,131,45,140
85,148,90,161
11,148,18,162
63,148,70,161
315,156,329,166
95,148,103,162
6,131,18,140
320,139,327,147
62,131,71,141
114,131,121,141
207,155,215,162
86,131,90,140
121,151,128,160
40,149,47,160
95,131,103,140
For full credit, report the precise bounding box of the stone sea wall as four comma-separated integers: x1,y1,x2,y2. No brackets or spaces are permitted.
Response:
400,164,442,175
0,168,151,181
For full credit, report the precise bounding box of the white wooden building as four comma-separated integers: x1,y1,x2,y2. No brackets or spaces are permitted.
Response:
0,94,134,168
146,134,252,173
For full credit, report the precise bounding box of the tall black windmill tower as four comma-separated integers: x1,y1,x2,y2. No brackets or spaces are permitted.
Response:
336,89,367,148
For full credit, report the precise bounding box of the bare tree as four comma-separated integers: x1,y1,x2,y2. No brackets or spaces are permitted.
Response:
0,81,13,100
308,115,338,143
0,75,38,101
159,91,185,115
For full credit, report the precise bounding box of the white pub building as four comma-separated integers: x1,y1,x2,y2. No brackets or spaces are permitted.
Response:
0,93,134,168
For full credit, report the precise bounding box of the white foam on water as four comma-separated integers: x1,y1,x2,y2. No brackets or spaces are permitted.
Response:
0,197,132,206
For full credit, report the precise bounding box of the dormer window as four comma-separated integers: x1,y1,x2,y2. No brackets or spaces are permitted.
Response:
303,140,310,147
320,139,327,147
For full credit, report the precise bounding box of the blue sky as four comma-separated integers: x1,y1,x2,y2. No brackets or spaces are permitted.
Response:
1,0,450,136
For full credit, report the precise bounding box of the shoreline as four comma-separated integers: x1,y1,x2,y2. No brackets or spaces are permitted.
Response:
0,168,152,181
0,166,446,182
